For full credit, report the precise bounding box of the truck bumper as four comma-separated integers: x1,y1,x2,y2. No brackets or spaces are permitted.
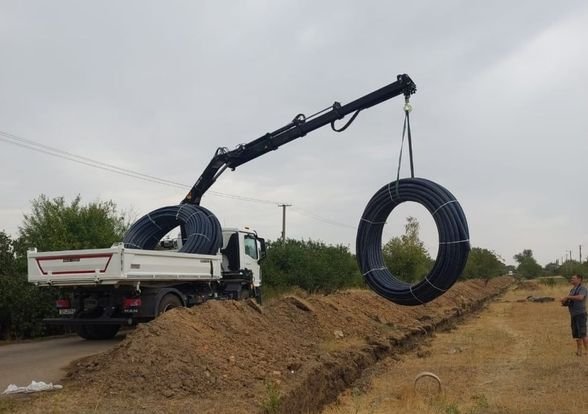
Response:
43,317,134,326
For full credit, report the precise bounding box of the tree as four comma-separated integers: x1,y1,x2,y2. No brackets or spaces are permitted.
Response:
461,247,506,280
513,249,542,279
0,231,16,276
19,195,128,251
0,232,17,337
559,260,587,278
382,217,433,282
1,231,57,339
543,261,560,276
1,196,130,339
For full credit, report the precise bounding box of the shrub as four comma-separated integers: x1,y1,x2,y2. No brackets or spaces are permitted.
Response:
261,239,363,293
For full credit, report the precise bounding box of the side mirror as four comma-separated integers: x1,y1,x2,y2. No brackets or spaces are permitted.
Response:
258,238,267,262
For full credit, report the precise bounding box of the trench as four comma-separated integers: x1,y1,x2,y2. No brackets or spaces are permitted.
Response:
275,283,512,414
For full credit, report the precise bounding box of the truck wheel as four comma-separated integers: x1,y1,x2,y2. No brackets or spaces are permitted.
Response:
77,324,120,340
254,287,262,305
158,294,182,315
90,324,120,340
239,288,250,300
77,325,97,340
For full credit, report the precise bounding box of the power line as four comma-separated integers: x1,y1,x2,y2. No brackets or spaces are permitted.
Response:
290,207,357,230
0,130,282,205
290,207,406,243
1,129,372,232
0,134,186,188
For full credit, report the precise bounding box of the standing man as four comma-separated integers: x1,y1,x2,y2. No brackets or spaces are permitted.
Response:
560,274,588,356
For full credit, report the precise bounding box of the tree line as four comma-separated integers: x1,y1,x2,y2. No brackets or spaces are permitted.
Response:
1,195,581,339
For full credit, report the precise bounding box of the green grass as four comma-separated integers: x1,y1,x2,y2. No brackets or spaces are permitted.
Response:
261,381,281,414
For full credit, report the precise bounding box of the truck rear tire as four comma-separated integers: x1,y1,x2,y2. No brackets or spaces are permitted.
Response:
158,294,182,315
77,325,95,340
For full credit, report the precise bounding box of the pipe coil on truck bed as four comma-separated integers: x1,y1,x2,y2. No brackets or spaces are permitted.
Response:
356,177,470,306
123,204,222,254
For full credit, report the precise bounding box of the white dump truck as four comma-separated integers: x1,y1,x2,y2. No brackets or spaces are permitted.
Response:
27,227,265,339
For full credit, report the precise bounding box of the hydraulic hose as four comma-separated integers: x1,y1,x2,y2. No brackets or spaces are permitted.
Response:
356,177,470,306
123,204,222,255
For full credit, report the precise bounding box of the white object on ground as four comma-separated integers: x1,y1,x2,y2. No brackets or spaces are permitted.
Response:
414,371,442,393
2,381,63,394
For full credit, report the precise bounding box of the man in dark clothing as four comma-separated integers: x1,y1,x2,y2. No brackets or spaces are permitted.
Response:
560,274,588,355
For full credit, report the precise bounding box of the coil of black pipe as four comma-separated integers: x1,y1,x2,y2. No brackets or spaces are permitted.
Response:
123,204,222,255
356,177,470,306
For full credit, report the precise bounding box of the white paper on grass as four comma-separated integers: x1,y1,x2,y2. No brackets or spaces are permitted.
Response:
2,381,63,394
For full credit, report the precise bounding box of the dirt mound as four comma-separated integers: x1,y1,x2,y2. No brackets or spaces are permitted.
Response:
515,280,541,290
30,278,512,413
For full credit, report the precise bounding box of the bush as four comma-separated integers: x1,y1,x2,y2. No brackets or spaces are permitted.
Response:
461,247,506,280
0,273,60,339
261,239,363,293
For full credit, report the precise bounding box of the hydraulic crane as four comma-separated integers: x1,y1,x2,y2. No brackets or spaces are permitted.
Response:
181,74,416,205
123,73,469,306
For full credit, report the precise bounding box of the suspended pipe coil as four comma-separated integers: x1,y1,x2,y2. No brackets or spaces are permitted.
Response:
124,178,468,306
123,204,222,255
356,177,470,306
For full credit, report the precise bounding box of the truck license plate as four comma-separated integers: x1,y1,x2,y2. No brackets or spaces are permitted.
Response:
59,308,76,315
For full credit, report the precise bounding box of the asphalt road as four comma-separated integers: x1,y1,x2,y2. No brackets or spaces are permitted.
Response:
0,335,124,393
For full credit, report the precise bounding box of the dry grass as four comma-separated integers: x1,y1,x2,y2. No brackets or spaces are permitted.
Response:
323,284,588,414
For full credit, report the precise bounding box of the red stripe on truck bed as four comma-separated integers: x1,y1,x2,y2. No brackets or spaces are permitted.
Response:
35,253,113,275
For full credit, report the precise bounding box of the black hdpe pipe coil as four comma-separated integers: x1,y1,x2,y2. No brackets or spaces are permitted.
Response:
123,204,222,255
356,177,470,306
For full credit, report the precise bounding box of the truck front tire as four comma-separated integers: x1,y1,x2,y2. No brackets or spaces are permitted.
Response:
239,288,250,300
253,286,262,305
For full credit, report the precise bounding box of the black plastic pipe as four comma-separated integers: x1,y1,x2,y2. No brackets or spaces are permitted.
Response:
356,178,470,305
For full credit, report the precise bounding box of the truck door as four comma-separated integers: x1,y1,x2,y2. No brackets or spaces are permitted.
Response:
241,232,261,288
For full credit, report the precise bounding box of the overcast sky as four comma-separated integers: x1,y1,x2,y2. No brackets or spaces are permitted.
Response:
1,0,587,266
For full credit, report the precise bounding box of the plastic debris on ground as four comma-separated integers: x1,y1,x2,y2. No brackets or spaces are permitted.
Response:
2,381,63,394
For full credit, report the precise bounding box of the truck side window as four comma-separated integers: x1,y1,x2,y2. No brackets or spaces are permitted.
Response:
244,235,258,260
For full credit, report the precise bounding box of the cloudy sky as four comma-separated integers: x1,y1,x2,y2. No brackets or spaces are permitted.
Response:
1,0,587,266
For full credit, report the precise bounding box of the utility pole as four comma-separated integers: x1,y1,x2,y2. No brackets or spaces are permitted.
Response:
278,204,292,242
580,244,583,264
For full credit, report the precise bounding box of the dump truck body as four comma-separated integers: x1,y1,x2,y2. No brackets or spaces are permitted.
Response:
28,228,265,339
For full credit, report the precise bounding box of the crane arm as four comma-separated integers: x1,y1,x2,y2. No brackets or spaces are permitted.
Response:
182,74,416,205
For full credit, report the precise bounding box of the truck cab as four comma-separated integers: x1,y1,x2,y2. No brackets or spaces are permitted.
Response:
220,227,265,301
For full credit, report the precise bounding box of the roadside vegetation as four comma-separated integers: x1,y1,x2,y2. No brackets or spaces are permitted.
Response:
2,194,587,339
0,195,128,339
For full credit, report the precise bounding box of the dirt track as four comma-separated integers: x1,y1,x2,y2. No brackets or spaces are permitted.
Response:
1,278,511,414
323,281,588,414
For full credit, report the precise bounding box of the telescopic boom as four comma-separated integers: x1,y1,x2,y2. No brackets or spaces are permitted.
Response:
182,74,416,205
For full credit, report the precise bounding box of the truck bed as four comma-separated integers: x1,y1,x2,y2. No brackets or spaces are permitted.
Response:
27,245,222,286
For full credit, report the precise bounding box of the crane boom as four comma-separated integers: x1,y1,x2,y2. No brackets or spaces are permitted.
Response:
182,74,416,205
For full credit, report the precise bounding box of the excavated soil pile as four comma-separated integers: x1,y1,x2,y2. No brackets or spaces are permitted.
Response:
515,279,541,290
31,278,512,413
